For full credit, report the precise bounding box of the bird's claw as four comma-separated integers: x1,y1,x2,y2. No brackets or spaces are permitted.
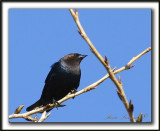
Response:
71,88,78,94
53,100,66,110
70,88,77,99
55,102,66,110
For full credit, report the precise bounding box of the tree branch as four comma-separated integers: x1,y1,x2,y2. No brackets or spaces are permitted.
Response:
69,9,151,122
69,9,107,67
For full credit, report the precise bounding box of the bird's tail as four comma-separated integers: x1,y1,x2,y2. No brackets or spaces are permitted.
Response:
26,99,42,111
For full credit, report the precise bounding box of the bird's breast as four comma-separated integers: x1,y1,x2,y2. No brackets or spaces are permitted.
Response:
60,63,81,75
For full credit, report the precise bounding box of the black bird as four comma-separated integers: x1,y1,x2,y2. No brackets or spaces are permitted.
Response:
26,53,87,112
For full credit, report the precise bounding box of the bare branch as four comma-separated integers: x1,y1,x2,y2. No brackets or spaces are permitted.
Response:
9,104,53,120
127,47,151,66
69,9,151,122
38,111,51,122
105,55,135,122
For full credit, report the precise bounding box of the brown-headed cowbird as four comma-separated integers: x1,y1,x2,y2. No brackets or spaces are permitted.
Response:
26,53,87,111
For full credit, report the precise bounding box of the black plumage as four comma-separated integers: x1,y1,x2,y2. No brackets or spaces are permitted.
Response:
26,53,87,111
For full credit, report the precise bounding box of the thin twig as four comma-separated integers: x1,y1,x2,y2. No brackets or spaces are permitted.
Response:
38,111,51,122
9,104,53,120
105,56,135,122
69,9,107,67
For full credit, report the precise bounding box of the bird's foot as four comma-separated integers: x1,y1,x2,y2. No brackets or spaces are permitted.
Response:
52,99,66,110
70,88,77,99
55,101,66,110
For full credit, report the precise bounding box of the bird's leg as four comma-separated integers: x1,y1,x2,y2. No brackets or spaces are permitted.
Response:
52,98,66,110
70,88,77,99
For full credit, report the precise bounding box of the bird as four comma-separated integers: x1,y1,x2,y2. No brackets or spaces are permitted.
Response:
26,53,87,112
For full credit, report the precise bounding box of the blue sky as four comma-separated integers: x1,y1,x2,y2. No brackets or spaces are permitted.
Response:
9,9,151,122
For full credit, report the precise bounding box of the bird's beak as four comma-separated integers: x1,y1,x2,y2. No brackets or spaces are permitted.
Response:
79,54,88,59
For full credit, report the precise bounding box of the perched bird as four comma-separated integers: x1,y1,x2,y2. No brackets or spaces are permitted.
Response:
26,53,87,112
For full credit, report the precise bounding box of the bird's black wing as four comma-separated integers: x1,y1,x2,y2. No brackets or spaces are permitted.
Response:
45,62,59,84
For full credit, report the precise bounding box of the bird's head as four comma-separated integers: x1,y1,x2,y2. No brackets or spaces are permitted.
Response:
60,53,87,66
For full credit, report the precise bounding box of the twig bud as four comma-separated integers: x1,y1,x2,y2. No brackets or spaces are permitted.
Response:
126,65,135,70
14,105,24,114
77,29,81,35
129,100,134,112
112,67,117,72
34,115,38,121
105,56,109,65
118,76,122,85
136,113,143,122
117,89,122,101
75,9,78,16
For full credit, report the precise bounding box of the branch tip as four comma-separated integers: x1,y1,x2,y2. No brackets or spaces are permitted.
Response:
14,104,24,114
75,9,78,16
136,112,143,122
69,9,75,16
46,111,52,117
